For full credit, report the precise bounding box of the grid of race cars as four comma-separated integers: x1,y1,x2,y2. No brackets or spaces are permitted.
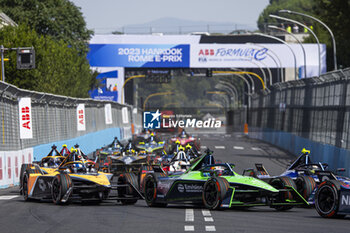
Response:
19,129,350,218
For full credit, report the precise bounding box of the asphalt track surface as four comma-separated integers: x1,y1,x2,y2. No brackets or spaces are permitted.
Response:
1,133,349,233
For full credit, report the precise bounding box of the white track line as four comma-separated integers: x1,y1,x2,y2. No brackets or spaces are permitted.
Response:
0,195,19,200
251,147,261,151
202,209,211,217
184,225,195,231
201,146,207,149
204,217,214,222
214,146,225,149
185,209,194,222
205,226,216,231
233,146,244,150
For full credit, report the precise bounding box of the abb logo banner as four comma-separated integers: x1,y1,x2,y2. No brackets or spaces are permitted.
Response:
18,97,33,139
76,104,86,131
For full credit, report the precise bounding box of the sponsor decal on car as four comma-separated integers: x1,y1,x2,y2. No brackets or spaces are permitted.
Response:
177,183,203,193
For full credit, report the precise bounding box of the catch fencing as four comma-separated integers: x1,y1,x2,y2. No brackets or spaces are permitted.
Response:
0,81,142,151
249,68,350,150
0,81,142,187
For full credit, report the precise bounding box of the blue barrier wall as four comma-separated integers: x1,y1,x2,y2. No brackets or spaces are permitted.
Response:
33,127,123,161
249,127,350,177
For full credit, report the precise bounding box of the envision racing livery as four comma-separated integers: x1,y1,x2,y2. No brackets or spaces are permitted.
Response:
142,150,308,210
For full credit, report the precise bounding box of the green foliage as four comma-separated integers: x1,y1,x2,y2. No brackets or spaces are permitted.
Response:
258,0,350,69
313,0,350,68
0,24,95,97
258,0,316,31
0,0,93,52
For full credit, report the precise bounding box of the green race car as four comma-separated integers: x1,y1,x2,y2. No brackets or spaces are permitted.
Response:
142,150,308,210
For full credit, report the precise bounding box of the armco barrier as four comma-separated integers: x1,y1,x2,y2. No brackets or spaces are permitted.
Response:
249,127,350,177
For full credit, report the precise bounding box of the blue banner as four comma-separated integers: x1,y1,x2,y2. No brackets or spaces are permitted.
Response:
88,44,190,68
89,70,119,102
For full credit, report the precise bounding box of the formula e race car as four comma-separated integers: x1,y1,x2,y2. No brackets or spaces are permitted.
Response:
94,137,124,172
243,148,349,202
141,149,308,210
312,171,350,218
161,144,200,174
20,149,142,205
19,145,66,189
168,129,200,152
98,140,151,175
136,139,165,156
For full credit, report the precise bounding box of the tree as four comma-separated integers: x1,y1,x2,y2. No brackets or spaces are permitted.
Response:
313,0,350,68
0,24,96,97
0,0,93,52
258,0,350,70
257,0,316,32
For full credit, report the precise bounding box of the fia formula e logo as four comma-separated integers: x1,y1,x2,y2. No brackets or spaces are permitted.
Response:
143,110,161,129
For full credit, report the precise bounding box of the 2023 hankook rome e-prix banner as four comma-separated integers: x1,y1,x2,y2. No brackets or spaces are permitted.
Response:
88,35,326,103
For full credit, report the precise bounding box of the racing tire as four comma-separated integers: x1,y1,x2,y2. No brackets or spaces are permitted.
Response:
295,176,316,200
203,177,229,210
117,173,139,205
315,180,345,218
51,173,72,205
19,164,33,194
143,174,167,207
22,173,31,201
269,176,297,211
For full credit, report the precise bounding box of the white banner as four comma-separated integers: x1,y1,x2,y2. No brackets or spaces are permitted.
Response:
122,107,129,124
76,104,86,131
0,148,33,187
105,104,113,124
18,97,33,139
190,43,326,76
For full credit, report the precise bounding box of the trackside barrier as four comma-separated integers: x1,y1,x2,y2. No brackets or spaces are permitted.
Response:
249,68,350,177
0,81,142,188
249,127,350,178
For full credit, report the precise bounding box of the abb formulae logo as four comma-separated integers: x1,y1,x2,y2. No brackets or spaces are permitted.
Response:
76,104,86,131
198,49,215,56
18,97,33,139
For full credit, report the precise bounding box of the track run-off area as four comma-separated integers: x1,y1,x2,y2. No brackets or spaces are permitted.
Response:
0,133,349,233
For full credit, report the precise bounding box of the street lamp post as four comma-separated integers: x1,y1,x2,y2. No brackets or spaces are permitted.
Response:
268,25,307,78
269,14,321,76
279,9,337,70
